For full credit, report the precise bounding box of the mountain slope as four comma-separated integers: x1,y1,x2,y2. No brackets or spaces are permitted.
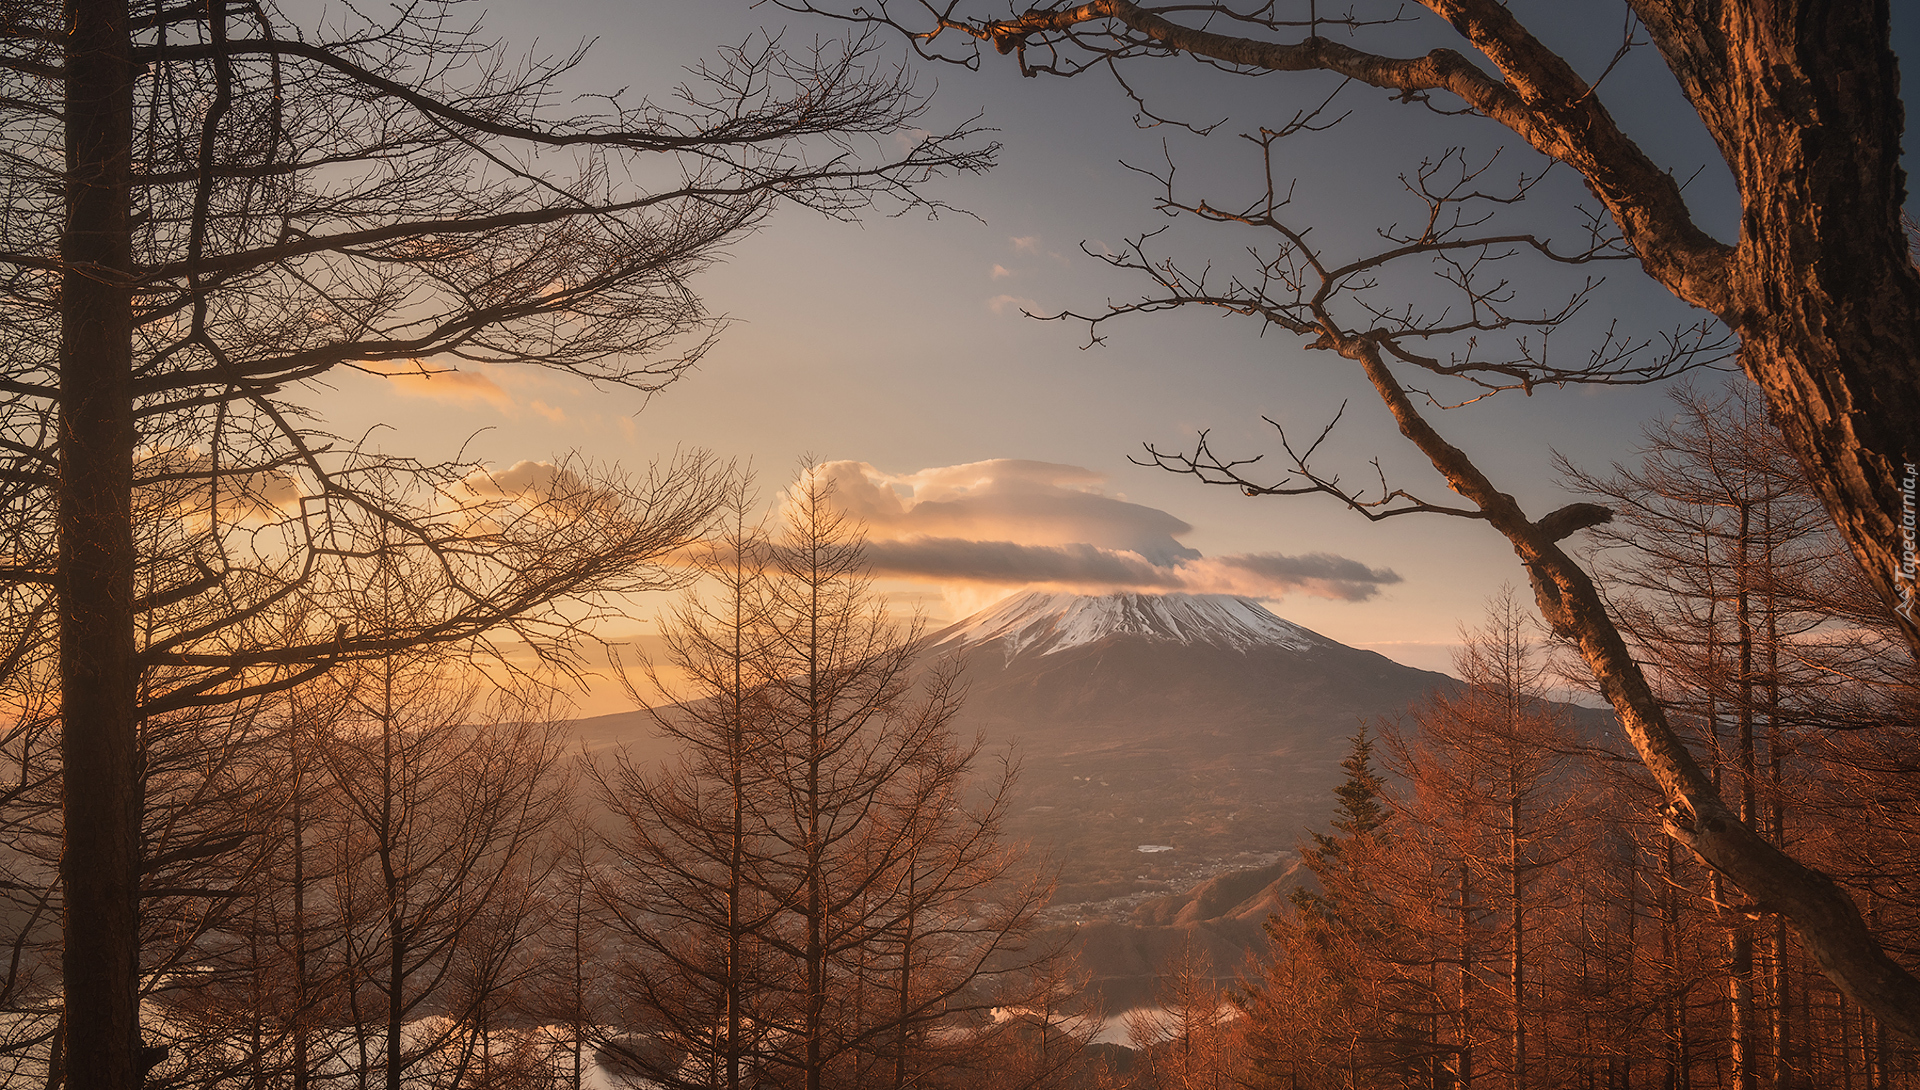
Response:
920,592,1455,910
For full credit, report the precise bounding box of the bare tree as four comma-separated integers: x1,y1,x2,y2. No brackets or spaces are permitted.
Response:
1385,592,1589,1090
596,482,784,1090
1123,942,1237,1090
598,468,1055,1090
774,0,1920,1040
1570,383,1840,1090
1569,383,1920,1088
314,648,570,1090
754,469,1052,1090
8,0,993,1082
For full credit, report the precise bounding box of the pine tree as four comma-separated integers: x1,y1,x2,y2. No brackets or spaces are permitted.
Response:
1242,726,1417,1089
1291,726,1388,921
1330,728,1388,841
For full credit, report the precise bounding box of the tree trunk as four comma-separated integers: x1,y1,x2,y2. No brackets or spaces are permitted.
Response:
1460,863,1474,1090
573,864,586,1090
382,696,403,1090
1840,993,1855,1090
1702,0,1920,653
292,718,312,1090
1624,843,1638,1090
806,613,825,1090
386,918,404,1090
727,601,749,1090
1731,921,1758,1090
60,0,140,1086
1510,795,1526,1090
895,867,916,1090
1731,508,1757,1090
1766,540,1791,1090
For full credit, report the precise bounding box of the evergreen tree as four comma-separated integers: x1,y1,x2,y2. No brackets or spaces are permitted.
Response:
1244,726,1416,1090
1329,728,1388,841
1291,727,1388,920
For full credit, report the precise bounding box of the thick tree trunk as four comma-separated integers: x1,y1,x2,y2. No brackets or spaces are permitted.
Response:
1731,246,1920,657
1640,0,1920,652
60,0,141,1087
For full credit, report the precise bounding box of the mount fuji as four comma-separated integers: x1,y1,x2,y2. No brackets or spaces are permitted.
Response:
914,591,1463,1006
919,591,1454,905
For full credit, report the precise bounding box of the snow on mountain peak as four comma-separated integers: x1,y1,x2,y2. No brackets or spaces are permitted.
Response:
927,591,1326,659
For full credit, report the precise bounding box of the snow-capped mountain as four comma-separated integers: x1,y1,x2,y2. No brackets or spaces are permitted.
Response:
926,590,1325,660
919,591,1453,881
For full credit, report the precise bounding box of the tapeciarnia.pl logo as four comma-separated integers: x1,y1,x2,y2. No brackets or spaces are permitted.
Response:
1900,463,1918,624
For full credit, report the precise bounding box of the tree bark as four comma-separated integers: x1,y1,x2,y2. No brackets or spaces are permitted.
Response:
1630,0,1920,652
60,0,140,1086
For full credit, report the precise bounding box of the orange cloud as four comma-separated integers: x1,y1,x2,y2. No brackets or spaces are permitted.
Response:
137,447,302,523
362,360,514,412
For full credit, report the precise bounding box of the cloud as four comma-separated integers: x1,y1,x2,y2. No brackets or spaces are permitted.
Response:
361,359,514,412
987,294,1039,315
862,539,1397,601
137,447,302,522
461,460,573,499
866,539,1173,587
1011,236,1040,253
799,460,1401,602
1175,553,1403,601
807,459,1196,564
991,264,1014,280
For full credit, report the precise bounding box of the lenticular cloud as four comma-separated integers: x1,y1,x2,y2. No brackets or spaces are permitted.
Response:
805,459,1400,602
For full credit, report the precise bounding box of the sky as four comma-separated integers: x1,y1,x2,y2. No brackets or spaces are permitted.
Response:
308,2,1920,714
